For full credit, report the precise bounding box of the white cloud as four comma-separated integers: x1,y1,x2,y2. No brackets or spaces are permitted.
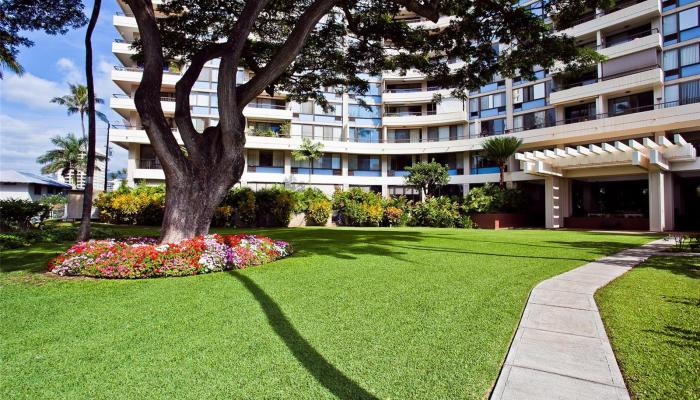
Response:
56,57,83,84
0,73,65,110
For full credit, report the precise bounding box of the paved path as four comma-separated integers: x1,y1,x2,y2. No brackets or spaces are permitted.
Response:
491,238,671,400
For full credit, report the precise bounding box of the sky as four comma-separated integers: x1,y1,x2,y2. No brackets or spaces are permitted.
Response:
0,0,128,175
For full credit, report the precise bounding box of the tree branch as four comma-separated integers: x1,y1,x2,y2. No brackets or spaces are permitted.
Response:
392,0,441,22
126,0,187,173
236,0,340,106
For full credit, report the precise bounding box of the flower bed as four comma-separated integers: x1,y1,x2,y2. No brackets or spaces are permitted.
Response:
48,234,293,279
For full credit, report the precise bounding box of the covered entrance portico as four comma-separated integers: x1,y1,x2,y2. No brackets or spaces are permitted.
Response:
516,134,697,231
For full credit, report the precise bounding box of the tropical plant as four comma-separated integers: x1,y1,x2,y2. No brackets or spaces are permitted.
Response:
405,161,450,199
463,183,525,213
36,133,87,187
305,199,332,226
481,136,523,187
0,199,52,231
0,0,86,79
50,83,106,138
291,138,324,179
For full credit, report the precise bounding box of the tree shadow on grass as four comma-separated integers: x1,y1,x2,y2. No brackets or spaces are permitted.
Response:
230,271,379,400
0,243,66,273
642,256,700,279
386,243,593,262
643,325,700,351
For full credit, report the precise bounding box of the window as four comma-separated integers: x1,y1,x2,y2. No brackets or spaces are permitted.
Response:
349,104,380,118
349,155,381,171
564,102,597,123
427,125,463,142
33,185,42,195
389,129,417,143
470,92,506,117
604,24,652,47
389,155,414,171
480,119,506,136
513,82,550,111
664,79,700,106
513,109,556,131
607,91,654,116
385,105,422,116
663,6,700,44
349,127,380,143
664,43,700,80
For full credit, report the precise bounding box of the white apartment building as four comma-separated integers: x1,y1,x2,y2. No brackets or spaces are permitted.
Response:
53,151,107,192
110,0,700,231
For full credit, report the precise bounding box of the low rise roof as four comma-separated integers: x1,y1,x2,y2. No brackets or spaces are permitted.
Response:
0,170,72,188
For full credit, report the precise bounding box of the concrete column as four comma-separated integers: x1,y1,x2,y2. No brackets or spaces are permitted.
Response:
463,151,471,176
649,171,664,232
664,173,674,230
380,155,388,177
595,95,607,116
545,176,569,229
127,143,138,187
505,78,514,133
382,126,388,143
239,150,248,186
341,153,349,176
284,151,292,175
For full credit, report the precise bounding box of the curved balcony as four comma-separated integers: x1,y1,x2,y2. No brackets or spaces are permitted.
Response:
382,111,467,128
243,104,293,121
383,88,451,104
561,0,660,38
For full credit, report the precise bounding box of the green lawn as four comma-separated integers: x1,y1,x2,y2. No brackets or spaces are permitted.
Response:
1,226,657,399
596,255,700,400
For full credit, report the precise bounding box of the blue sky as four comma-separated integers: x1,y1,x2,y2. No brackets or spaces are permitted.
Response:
0,0,128,175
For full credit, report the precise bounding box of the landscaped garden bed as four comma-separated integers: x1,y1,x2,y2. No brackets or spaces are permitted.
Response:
48,234,292,278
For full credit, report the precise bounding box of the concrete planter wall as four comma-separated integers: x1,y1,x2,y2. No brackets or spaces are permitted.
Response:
564,216,649,231
288,212,334,227
469,213,534,229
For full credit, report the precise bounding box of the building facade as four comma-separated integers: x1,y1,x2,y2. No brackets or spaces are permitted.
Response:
110,0,700,231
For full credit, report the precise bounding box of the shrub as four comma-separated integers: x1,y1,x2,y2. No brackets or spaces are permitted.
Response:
332,188,385,227
384,206,404,227
0,199,52,231
222,187,257,227
409,196,461,228
305,199,331,226
95,184,165,225
463,183,524,213
255,186,296,227
48,234,293,279
362,202,384,227
294,187,328,213
0,233,30,250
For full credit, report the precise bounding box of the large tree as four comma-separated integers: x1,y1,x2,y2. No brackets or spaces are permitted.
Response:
127,0,607,242
0,0,86,78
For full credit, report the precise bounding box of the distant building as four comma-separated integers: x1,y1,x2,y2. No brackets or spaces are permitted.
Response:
53,151,107,192
106,174,127,192
0,170,71,201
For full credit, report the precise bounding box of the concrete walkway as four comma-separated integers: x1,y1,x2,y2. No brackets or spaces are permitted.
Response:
491,238,671,400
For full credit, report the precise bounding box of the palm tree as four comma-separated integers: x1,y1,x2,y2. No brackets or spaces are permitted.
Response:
50,83,106,137
0,46,24,79
481,136,523,187
291,138,324,181
36,134,87,187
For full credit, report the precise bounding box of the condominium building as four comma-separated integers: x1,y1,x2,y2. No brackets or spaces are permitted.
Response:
110,0,700,231
53,151,106,192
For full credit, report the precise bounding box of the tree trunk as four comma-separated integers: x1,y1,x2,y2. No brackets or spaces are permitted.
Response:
77,0,101,242
159,168,239,243
80,112,86,138
499,164,505,188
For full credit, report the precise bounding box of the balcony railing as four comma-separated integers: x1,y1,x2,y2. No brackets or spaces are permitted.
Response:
248,103,287,110
139,159,162,169
552,64,660,92
602,28,659,49
384,110,437,117
113,65,181,75
568,0,646,27
112,93,176,102
115,11,134,17
511,97,700,133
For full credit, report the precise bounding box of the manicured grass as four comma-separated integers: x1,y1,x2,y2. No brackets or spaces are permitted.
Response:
1,227,656,399
596,255,700,400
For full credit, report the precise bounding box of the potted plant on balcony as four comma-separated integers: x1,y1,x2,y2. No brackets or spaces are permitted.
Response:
292,138,324,181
